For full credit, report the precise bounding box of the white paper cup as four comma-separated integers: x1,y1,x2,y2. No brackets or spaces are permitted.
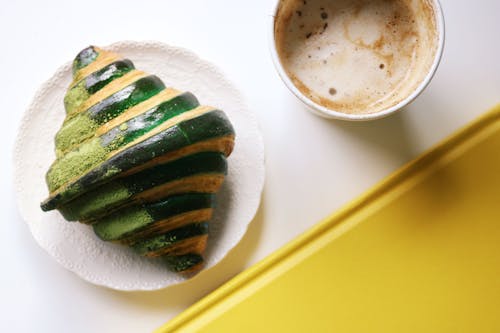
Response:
270,0,445,121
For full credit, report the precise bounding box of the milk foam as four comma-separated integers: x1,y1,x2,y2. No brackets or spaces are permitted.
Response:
275,0,438,114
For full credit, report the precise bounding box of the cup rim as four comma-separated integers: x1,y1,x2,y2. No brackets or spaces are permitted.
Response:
269,0,446,121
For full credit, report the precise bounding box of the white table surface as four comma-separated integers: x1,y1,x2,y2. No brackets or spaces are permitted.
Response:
2,0,499,332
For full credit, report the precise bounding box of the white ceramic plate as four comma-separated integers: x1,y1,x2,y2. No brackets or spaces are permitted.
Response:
13,40,265,291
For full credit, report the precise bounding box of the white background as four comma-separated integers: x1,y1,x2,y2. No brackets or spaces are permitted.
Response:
1,0,499,332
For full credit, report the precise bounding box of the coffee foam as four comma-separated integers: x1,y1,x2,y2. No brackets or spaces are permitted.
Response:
275,0,438,115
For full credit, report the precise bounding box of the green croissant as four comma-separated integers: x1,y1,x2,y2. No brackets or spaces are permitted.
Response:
40,46,235,274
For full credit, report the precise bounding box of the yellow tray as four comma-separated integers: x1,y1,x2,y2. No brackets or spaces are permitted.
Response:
156,106,500,333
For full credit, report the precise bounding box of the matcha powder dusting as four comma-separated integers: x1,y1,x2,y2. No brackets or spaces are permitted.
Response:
61,181,131,220
64,80,90,115
46,138,107,192
55,113,98,154
93,207,154,241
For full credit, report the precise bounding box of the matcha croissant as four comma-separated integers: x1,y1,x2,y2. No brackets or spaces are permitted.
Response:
41,46,235,274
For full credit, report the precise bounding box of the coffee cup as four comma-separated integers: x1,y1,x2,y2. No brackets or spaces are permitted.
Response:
270,0,445,120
